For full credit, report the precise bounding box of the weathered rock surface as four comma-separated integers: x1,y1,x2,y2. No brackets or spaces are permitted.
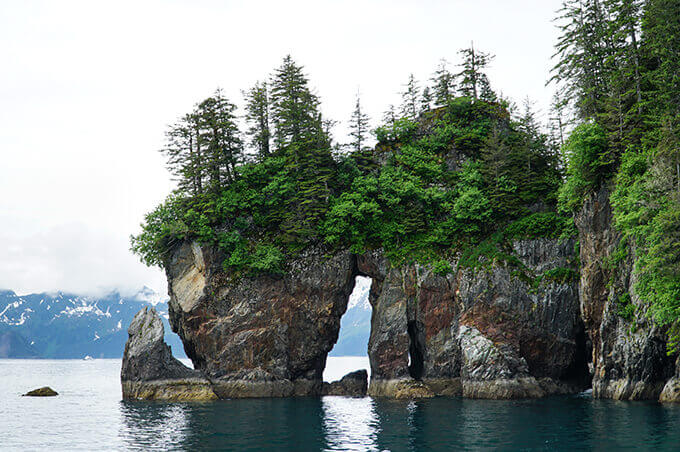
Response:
360,238,587,398
322,370,368,396
576,186,677,401
157,236,586,400
660,358,680,402
121,307,216,401
164,244,356,398
137,185,680,401
23,386,58,397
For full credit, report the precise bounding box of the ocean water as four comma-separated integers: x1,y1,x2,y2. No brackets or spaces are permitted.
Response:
2,359,680,451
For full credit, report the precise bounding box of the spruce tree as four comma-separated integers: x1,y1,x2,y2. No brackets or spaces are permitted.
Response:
456,43,494,100
269,55,333,241
270,55,327,153
243,81,271,159
383,104,397,126
195,89,243,191
348,92,375,172
400,74,420,119
421,87,433,114
431,58,455,106
349,92,371,153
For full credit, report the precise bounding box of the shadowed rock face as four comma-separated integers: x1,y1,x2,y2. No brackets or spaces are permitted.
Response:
576,186,678,402
146,187,680,401
358,240,587,399
156,236,588,400
120,307,216,401
322,370,368,397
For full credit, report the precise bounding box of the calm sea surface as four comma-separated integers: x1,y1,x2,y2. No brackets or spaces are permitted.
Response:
2,358,680,451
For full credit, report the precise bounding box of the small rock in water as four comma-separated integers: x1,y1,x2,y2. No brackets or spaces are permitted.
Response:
23,386,58,397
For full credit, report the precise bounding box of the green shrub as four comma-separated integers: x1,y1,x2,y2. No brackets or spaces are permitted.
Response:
558,122,613,212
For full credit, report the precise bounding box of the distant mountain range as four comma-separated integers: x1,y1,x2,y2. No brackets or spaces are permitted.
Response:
0,278,373,359
0,287,186,359
329,276,371,357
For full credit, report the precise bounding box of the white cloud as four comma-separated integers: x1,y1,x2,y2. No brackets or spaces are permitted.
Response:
0,222,165,296
0,0,563,294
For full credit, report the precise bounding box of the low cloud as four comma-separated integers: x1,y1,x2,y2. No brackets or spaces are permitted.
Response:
0,222,165,296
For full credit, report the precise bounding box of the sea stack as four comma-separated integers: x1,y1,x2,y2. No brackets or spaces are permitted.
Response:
120,307,217,401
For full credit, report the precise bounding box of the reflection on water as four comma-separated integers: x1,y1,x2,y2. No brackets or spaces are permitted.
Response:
119,403,190,450
4,360,680,451
322,396,380,451
116,395,680,451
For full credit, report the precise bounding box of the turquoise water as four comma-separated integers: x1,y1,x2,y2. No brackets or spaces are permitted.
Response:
2,359,680,451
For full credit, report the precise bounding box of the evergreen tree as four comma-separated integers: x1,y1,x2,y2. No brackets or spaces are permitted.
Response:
348,92,371,153
456,43,494,100
431,59,456,106
550,0,617,120
243,81,270,159
195,89,243,191
643,0,680,124
161,90,242,196
421,87,433,114
400,74,420,119
383,104,397,126
480,125,511,213
269,55,334,241
162,114,203,196
348,92,375,172
270,55,328,153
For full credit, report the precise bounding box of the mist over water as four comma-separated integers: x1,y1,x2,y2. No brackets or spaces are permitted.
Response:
2,359,680,451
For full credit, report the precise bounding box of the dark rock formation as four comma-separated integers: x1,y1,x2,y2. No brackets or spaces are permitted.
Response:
156,235,586,400
359,240,586,398
23,386,58,397
128,185,679,401
322,370,368,396
163,243,356,398
121,307,216,401
576,186,677,401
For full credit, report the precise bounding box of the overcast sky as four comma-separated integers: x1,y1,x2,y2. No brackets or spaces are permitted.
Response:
0,0,563,296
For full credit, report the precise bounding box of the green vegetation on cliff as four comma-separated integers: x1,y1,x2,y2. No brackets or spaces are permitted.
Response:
132,51,572,278
552,0,680,350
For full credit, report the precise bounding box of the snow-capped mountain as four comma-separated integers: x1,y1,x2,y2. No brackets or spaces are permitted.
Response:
0,277,374,359
0,287,186,359
329,276,372,357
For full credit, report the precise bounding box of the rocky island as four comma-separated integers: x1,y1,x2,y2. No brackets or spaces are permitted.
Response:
123,51,680,402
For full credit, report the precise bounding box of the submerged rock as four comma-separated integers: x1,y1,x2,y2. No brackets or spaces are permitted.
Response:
322,370,368,397
121,307,216,401
23,386,58,397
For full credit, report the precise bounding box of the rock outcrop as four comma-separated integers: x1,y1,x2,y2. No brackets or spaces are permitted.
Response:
322,370,368,396
359,239,586,398
121,307,216,401
23,386,58,397
163,244,357,398
124,186,679,402
153,233,587,400
576,186,678,401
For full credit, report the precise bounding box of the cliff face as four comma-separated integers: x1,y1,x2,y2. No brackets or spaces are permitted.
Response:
164,243,358,397
359,240,586,398
576,186,678,401
154,234,587,399
124,187,680,401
